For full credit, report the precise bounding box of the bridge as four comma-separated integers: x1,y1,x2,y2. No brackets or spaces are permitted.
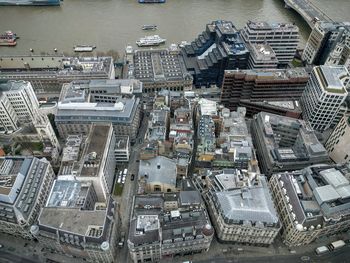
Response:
284,0,333,28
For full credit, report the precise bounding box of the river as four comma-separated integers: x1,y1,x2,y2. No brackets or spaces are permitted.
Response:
0,0,349,57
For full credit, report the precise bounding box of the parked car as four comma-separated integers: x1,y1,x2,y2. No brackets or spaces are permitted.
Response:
118,232,125,247
131,174,135,181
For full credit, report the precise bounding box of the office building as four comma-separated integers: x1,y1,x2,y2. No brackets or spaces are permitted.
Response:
302,21,350,67
181,20,250,88
300,66,348,132
58,124,116,200
193,169,280,245
128,192,213,262
270,163,350,246
241,21,299,66
221,68,308,111
246,43,278,69
56,82,140,141
251,112,330,176
31,179,118,263
325,114,350,163
0,81,60,150
147,109,169,142
0,157,55,239
0,56,115,94
126,46,193,93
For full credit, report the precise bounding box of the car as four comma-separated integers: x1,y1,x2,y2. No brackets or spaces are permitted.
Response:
0,244,3,248
131,174,135,181
122,178,126,184
117,177,121,184
136,159,140,163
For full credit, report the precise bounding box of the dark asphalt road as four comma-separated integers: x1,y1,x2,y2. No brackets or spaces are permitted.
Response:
196,247,349,263
0,250,38,263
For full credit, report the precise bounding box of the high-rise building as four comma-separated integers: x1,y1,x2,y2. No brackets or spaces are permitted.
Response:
325,114,350,163
0,157,55,239
300,66,349,132
0,81,60,150
181,20,250,88
302,21,350,68
221,68,308,111
251,112,330,176
56,82,141,141
0,56,115,94
270,163,350,246
241,21,299,66
193,169,280,245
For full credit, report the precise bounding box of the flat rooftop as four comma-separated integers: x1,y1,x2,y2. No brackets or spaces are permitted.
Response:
46,180,91,208
316,66,348,94
0,158,27,197
39,207,106,236
225,68,308,80
115,136,129,150
81,125,110,177
246,21,298,31
248,43,278,62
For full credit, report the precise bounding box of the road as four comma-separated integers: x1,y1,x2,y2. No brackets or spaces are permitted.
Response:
0,250,38,263
115,112,149,263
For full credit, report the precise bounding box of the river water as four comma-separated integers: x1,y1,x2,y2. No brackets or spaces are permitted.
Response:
0,0,349,56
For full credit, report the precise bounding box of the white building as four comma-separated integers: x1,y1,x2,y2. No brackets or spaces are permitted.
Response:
241,21,299,66
270,164,350,247
325,114,350,163
114,136,130,162
194,169,280,245
0,157,55,239
300,66,349,132
0,81,60,150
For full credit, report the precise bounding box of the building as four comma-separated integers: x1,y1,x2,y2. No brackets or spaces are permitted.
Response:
246,43,278,69
0,157,55,239
251,112,330,177
214,107,260,172
58,124,116,200
0,81,60,151
325,114,350,163
56,82,141,141
302,21,350,68
270,163,350,246
300,66,349,132
181,20,250,88
147,109,169,142
220,68,308,111
193,169,280,245
0,56,115,94
126,46,193,94
128,192,214,262
138,156,178,193
115,136,130,163
88,79,143,98
31,179,118,263
241,21,299,66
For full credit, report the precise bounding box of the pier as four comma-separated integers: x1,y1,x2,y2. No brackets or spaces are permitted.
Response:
283,0,333,28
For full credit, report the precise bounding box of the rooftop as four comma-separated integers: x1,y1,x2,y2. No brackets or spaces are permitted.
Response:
248,43,278,62
138,156,177,187
225,68,308,80
246,21,298,31
315,66,348,94
115,136,129,150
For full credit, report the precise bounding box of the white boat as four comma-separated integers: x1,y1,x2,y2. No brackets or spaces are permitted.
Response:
136,35,166,47
73,45,96,52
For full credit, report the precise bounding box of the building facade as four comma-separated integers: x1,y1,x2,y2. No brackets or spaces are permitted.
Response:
251,112,330,176
56,82,141,141
300,66,348,132
325,114,350,163
302,21,350,68
221,68,308,111
241,21,299,66
0,56,115,94
181,20,250,88
0,157,55,239
270,163,350,246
